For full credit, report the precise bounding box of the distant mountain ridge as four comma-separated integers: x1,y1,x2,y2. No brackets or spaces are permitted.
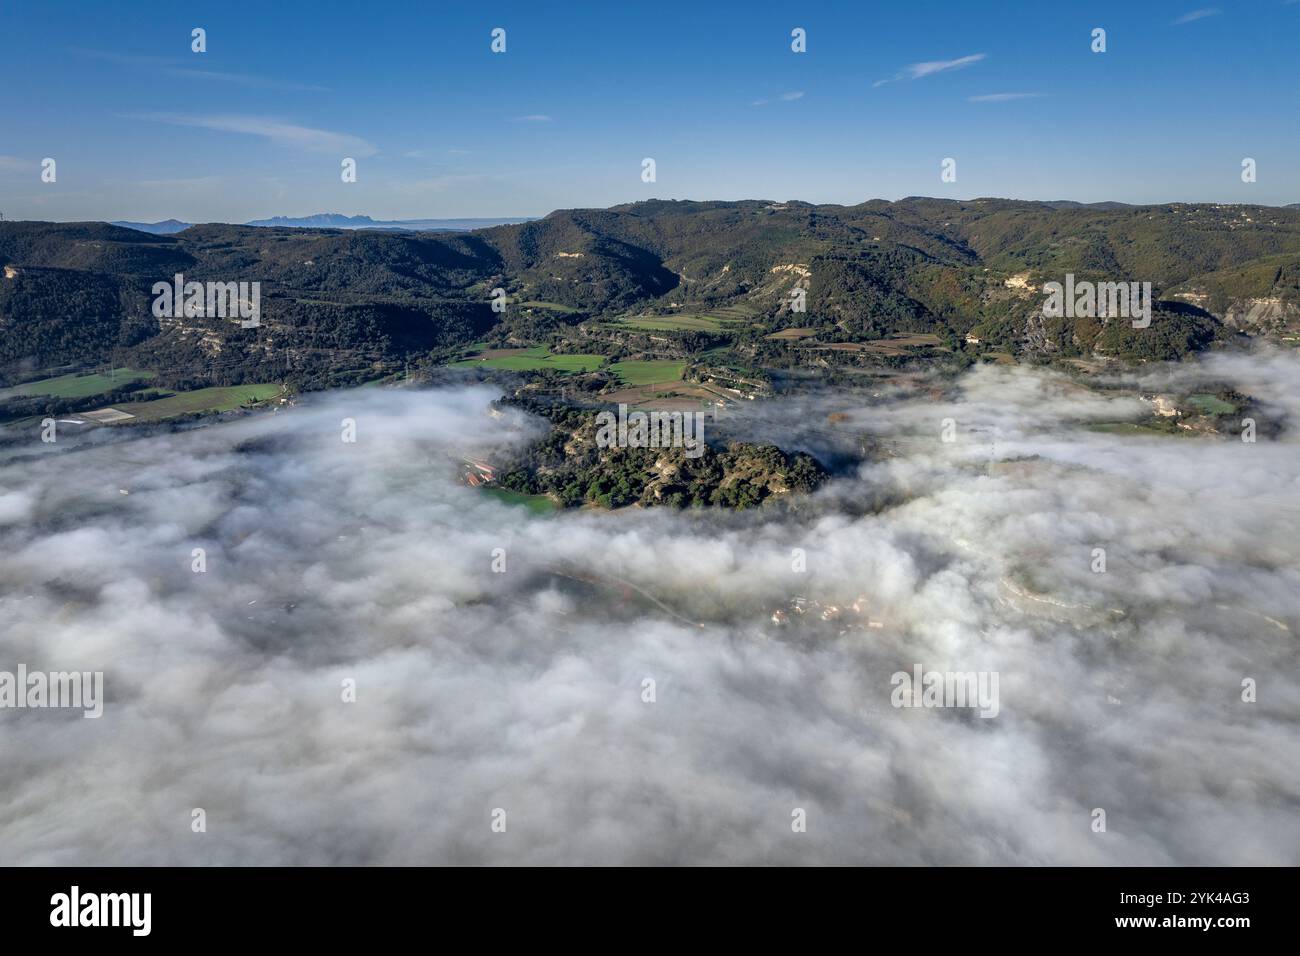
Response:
108,218,192,235
109,214,537,234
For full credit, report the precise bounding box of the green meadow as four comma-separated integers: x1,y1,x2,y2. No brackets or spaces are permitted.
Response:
609,359,686,385
519,300,578,313
115,384,282,421
1187,393,1237,416
618,314,726,332
456,347,606,373
480,486,559,514
616,306,754,333
1,368,155,400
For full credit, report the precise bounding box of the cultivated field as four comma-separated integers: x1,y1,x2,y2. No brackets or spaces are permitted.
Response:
1187,393,1237,415
456,347,606,373
801,333,946,355
616,314,726,332
609,359,685,385
615,305,754,333
112,384,282,421
518,301,578,313
479,486,559,514
0,368,155,400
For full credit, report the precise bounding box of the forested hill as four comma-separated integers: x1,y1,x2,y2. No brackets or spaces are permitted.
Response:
3,198,1300,389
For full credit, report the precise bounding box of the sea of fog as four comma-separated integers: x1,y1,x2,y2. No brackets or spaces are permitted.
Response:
1,349,1297,864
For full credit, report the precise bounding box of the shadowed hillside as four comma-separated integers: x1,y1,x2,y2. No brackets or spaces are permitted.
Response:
3,199,1299,389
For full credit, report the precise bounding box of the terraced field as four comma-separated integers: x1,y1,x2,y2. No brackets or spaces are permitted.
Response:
616,305,756,333
707,304,759,321
617,314,727,332
801,333,946,356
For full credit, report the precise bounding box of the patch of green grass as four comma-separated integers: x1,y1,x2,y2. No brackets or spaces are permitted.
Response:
609,360,686,386
617,309,755,333
455,348,606,373
697,346,743,363
1,368,155,400
480,486,558,514
114,384,281,421
708,304,759,320
519,301,577,312
619,314,725,332
1187,393,1237,416
1085,420,1187,437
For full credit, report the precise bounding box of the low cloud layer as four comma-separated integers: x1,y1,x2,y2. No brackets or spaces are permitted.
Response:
1,352,1297,864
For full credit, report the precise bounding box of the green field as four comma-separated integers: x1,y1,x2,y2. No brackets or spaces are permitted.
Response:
0,368,155,400
1085,421,1188,437
480,486,558,514
618,314,726,332
114,384,282,421
456,347,606,373
609,359,686,385
1187,393,1237,416
519,300,578,313
708,304,760,323
617,308,755,333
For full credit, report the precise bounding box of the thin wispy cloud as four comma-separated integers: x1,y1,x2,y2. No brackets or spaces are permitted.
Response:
513,114,553,123
0,155,31,174
71,48,174,68
162,67,329,93
73,49,328,92
968,92,1044,103
126,113,377,156
875,53,985,87
1173,8,1221,24
752,91,804,106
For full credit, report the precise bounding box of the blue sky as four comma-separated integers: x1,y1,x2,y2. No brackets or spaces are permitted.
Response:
2,0,1297,222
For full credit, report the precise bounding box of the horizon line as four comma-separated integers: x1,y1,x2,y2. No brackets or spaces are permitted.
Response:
6,194,1300,227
